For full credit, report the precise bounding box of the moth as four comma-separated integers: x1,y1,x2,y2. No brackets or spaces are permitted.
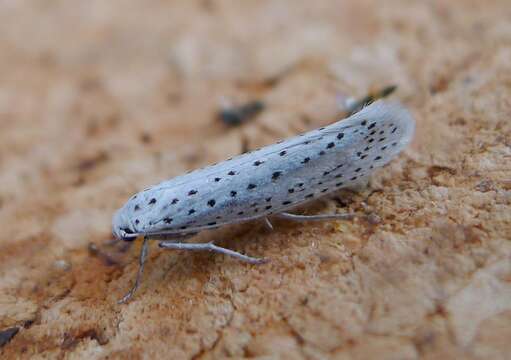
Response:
112,100,415,302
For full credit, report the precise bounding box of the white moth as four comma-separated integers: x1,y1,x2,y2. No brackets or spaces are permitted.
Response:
113,100,415,302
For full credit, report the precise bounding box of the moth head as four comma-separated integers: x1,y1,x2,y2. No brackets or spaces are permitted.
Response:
112,208,138,242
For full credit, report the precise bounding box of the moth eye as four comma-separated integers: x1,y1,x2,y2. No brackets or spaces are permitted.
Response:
120,228,136,242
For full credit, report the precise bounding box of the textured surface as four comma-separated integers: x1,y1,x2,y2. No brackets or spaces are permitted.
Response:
0,1,510,359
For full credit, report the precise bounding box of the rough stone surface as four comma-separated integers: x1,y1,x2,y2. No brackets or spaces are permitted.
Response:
1,1,510,359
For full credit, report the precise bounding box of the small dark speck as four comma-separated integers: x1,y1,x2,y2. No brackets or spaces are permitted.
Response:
207,199,216,207
379,130,385,135
350,176,358,181
321,188,328,193
135,219,140,224
305,194,314,198
228,171,236,176
319,151,325,156
188,190,197,196
381,146,388,150
254,208,259,213
297,182,304,187
361,154,368,159
230,191,237,197
326,142,335,149
163,217,173,224
148,198,156,205
319,127,325,130
370,130,376,135
279,150,287,156
368,123,376,130
282,201,292,205
337,133,344,140
368,138,374,143
216,216,222,219
214,177,221,182
134,205,140,211
336,182,344,187
207,222,217,226
247,183,257,190
335,174,343,178
304,140,311,145
355,168,362,172
266,197,272,202
361,120,367,126
265,205,272,210
357,151,362,157
0,327,19,347
171,198,179,204
272,171,282,180
378,137,386,142
323,171,330,176
392,127,398,134
318,181,323,185
392,142,398,146
180,226,188,230
302,157,310,164
188,209,196,215
253,160,264,166
288,188,295,193
375,156,382,160
238,211,244,215
364,146,371,151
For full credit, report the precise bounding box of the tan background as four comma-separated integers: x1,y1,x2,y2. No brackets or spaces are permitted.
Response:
1,0,510,359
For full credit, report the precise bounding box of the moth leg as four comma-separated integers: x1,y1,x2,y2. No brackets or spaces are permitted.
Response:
263,217,274,231
118,236,149,304
275,212,355,221
158,241,268,265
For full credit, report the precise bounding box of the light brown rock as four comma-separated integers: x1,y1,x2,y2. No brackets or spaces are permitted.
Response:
0,1,510,358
